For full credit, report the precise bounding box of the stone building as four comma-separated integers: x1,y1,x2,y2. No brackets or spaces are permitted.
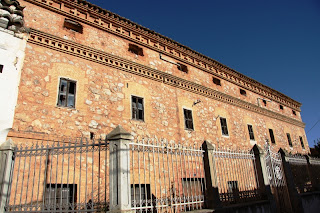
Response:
2,0,309,154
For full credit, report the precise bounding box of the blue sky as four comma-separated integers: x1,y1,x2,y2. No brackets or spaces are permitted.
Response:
88,0,320,147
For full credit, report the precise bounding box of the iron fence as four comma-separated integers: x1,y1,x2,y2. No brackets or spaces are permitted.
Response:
129,139,206,212
209,147,261,205
4,138,109,212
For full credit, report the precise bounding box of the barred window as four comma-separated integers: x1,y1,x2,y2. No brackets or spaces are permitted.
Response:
287,133,293,147
57,78,76,108
299,136,305,149
220,117,229,136
45,184,76,210
269,129,276,144
183,109,194,130
132,96,144,121
247,125,255,141
131,184,150,207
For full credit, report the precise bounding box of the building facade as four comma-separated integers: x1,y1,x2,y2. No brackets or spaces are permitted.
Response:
4,0,308,154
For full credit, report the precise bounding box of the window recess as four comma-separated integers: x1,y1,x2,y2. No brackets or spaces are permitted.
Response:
177,63,188,73
240,89,247,96
287,133,293,147
128,44,144,56
0,64,3,73
247,124,255,141
212,77,221,86
269,129,276,144
57,78,76,108
220,117,229,136
64,19,83,33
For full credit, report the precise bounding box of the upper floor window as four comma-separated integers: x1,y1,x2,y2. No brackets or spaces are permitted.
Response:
64,19,83,33
57,78,76,108
286,133,293,147
247,125,255,141
292,110,296,116
240,89,247,96
212,77,221,86
220,117,229,136
183,109,194,130
128,44,144,56
132,96,144,121
269,129,276,144
279,105,284,110
299,136,305,149
177,63,188,73
262,100,267,106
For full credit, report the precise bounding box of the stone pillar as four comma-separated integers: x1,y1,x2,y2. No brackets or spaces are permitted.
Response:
0,139,15,213
202,141,221,209
279,149,303,213
107,125,134,213
251,144,277,211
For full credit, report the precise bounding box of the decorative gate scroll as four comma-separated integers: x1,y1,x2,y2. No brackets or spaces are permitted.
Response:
264,143,292,213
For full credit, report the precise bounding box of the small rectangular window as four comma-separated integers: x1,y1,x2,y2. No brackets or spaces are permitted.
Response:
287,133,292,147
220,117,229,136
57,78,76,108
247,125,255,140
299,136,305,149
292,110,296,115
0,64,3,73
128,44,144,56
64,19,83,33
279,105,284,110
132,96,144,121
177,63,188,73
269,129,276,144
182,178,204,197
183,109,194,130
131,184,151,207
45,184,77,211
240,89,247,96
212,77,221,86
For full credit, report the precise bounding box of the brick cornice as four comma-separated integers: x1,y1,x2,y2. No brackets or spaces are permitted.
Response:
23,0,302,111
27,28,305,128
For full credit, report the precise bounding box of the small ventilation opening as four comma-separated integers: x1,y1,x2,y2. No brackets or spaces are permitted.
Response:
0,64,3,73
280,105,284,110
128,44,144,56
64,19,83,33
177,63,188,73
292,110,296,115
240,89,246,96
262,100,267,106
212,77,221,86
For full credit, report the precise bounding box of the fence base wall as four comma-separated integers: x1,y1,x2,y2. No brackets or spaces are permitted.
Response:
301,192,320,213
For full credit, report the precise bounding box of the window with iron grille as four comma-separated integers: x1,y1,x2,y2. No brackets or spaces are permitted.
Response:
269,129,276,144
132,96,144,121
247,124,255,141
220,117,229,136
45,184,77,210
131,184,151,207
57,78,76,108
182,178,204,197
287,133,293,147
299,136,305,149
183,108,194,130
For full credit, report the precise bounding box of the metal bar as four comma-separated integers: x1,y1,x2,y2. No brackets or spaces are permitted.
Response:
19,149,27,207
25,148,32,205
85,139,88,209
161,140,168,211
54,142,60,211
78,139,83,210
60,141,66,212
143,139,147,210
66,140,71,211
72,143,76,211
131,143,135,209
42,148,50,210
30,145,37,208
91,141,94,210
147,139,153,213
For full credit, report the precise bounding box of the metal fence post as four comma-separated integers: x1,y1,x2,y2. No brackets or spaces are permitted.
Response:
202,141,221,209
107,125,134,213
279,149,303,213
0,139,15,213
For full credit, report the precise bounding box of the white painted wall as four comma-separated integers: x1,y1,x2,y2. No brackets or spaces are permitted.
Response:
0,28,27,143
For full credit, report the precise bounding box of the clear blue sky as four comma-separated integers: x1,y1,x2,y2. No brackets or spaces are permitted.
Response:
88,0,320,147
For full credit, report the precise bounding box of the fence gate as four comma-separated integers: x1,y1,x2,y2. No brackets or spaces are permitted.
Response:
2,138,109,212
264,143,292,213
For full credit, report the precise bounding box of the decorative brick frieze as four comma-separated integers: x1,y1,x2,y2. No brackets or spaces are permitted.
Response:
27,28,305,128
22,0,301,111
